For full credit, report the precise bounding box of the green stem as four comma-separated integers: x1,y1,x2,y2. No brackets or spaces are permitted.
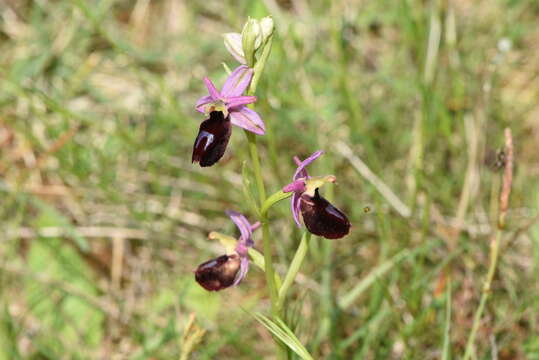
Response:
246,132,267,204
262,220,279,316
245,130,278,317
249,37,273,96
243,31,280,317
261,190,291,217
242,29,284,357
277,232,311,309
462,230,502,360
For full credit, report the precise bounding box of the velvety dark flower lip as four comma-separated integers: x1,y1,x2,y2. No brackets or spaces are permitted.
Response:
282,150,351,239
192,111,232,167
194,211,259,291
300,188,350,239
195,254,241,291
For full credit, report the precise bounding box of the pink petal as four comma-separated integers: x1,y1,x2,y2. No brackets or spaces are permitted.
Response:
251,221,261,231
226,210,253,246
293,151,324,180
195,95,213,113
232,257,250,286
221,65,253,98
235,242,248,257
282,179,306,193
204,77,221,100
291,193,302,227
226,95,257,109
293,156,308,178
229,107,265,135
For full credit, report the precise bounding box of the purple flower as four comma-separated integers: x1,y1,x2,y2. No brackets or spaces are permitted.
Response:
282,151,351,239
192,65,265,167
195,211,259,291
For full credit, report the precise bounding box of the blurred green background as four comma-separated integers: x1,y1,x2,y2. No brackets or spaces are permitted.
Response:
1,0,538,358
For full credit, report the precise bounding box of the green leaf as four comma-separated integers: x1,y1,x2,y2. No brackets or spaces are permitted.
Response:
249,312,314,360
338,240,441,309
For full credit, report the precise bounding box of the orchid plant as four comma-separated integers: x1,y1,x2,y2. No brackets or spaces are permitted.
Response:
191,16,350,358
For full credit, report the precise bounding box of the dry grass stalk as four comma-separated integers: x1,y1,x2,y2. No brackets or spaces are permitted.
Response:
463,128,514,359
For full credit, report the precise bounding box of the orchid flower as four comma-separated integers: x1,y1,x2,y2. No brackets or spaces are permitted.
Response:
192,65,265,167
282,151,351,239
195,211,259,291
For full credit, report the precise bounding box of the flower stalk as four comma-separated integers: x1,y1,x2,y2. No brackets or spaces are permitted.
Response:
245,129,279,316
261,190,292,217
463,128,513,360
241,26,281,317
249,37,273,96
278,231,311,309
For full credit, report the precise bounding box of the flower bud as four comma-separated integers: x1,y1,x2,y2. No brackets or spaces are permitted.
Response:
258,16,274,44
195,253,241,291
223,32,246,64
241,18,260,68
224,17,274,65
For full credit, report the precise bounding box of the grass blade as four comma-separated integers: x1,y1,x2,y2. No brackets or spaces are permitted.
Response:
338,240,440,309
249,312,314,360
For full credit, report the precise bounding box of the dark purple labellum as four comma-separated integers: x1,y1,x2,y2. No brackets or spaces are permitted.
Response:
194,254,241,291
192,111,232,167
300,188,351,239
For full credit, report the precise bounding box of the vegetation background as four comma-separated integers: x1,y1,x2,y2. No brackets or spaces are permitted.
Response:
1,0,538,358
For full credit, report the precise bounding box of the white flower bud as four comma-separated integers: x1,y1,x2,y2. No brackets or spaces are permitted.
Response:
223,32,246,64
223,17,275,65
241,18,260,67
259,16,274,43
